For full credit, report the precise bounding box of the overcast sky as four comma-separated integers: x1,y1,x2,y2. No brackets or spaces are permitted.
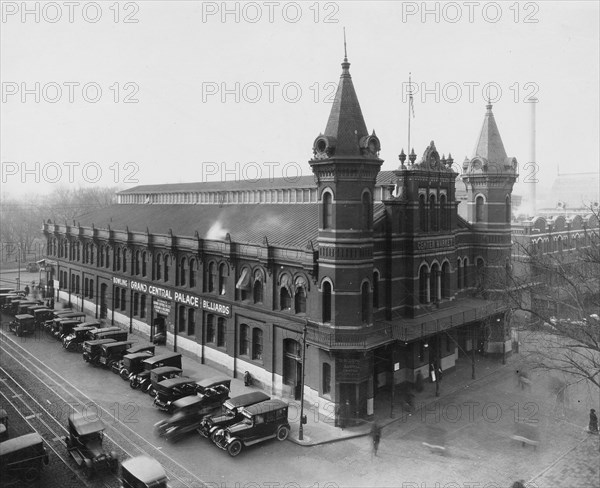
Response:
1,1,599,200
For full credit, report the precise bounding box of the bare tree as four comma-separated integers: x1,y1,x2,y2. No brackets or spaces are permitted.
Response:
502,207,600,390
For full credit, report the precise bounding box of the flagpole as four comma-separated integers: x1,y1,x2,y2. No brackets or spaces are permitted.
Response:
408,72,411,156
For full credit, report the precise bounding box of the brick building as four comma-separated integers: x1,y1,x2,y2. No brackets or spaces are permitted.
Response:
43,54,518,422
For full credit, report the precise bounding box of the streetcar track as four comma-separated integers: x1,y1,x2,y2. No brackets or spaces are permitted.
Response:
0,371,99,488
0,329,205,488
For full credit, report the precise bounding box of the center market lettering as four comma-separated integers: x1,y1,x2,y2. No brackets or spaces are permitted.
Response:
416,237,454,251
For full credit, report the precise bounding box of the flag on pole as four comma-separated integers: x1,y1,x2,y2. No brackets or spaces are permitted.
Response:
409,74,415,119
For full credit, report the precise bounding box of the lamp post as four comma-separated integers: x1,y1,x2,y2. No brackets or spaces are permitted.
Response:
298,320,308,441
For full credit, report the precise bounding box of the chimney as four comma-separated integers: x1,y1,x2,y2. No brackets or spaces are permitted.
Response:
529,98,537,216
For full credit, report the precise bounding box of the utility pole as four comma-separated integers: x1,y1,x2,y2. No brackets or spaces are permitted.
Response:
298,320,308,441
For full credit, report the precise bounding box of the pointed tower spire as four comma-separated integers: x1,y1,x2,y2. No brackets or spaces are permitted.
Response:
473,103,507,165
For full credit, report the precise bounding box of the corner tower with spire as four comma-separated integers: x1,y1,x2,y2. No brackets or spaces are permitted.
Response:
309,47,383,328
462,103,518,294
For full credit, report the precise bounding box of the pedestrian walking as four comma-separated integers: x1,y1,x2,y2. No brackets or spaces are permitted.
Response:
588,409,598,434
516,369,531,391
24,285,30,296
371,422,382,458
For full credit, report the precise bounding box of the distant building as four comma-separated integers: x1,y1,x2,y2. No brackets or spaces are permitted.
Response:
43,54,518,423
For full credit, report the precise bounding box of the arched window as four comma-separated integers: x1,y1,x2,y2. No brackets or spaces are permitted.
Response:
164,255,170,282
84,278,89,297
440,194,448,230
240,324,250,356
219,263,227,295
419,266,429,304
189,259,196,287
89,279,94,299
75,275,80,294
142,252,147,277
140,294,146,318
457,259,463,290
104,246,109,268
323,191,333,229
361,281,370,323
208,262,216,293
475,195,485,222
121,288,127,311
133,292,139,315
252,328,263,360
280,287,291,310
441,262,450,299
463,258,470,288
322,281,332,322
135,251,140,275
116,248,121,270
294,286,306,314
322,363,331,395
430,263,439,302
419,194,427,231
100,246,104,267
253,279,263,304
206,314,215,343
180,258,187,286
155,253,162,280
373,271,379,309
505,195,511,223
114,286,120,309
429,194,437,231
122,248,127,273
362,191,371,230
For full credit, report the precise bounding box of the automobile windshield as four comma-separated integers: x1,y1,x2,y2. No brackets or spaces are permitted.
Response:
241,412,253,425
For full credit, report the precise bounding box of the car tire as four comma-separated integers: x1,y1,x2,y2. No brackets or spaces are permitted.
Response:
120,369,130,380
141,383,151,394
129,379,137,389
227,439,243,457
276,425,289,441
21,466,40,482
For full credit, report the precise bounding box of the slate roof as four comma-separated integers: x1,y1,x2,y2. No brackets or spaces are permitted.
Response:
473,104,508,165
76,203,320,249
541,172,600,210
323,57,370,157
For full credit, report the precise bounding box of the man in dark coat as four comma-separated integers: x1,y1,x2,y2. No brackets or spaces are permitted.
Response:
589,409,598,434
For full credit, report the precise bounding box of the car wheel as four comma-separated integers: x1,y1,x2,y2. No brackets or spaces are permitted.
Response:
129,379,137,389
120,368,130,380
227,439,243,457
141,382,151,393
276,425,289,441
147,388,156,397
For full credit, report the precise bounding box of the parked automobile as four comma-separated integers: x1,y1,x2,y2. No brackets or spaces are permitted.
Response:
153,376,230,414
64,413,118,479
44,309,76,331
49,312,86,337
0,432,49,483
112,344,155,376
8,314,36,337
200,391,271,441
120,352,154,380
63,322,102,351
129,353,182,390
86,327,123,341
146,366,183,396
17,300,43,314
98,341,134,371
32,308,54,328
88,330,128,345
83,338,117,364
213,399,290,457
120,455,168,488
0,293,20,310
26,304,47,316
56,319,85,340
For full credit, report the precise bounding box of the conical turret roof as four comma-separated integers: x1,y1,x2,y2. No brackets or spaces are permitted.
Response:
473,104,507,165
323,57,369,156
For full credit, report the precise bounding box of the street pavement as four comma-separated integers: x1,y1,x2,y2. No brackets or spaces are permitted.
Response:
3,289,599,487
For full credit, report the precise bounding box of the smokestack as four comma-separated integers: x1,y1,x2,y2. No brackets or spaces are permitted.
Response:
529,98,537,216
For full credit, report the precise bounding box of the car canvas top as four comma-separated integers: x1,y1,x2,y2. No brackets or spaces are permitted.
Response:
196,376,231,389
101,341,134,350
69,413,105,436
121,456,166,484
172,395,203,410
156,376,194,389
124,352,154,361
151,366,182,376
143,352,181,366
243,399,288,416
84,338,117,347
79,321,101,328
14,314,34,320
0,433,44,455
224,392,270,409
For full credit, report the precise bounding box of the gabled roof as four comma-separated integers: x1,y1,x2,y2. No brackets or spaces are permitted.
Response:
323,57,369,157
473,104,507,165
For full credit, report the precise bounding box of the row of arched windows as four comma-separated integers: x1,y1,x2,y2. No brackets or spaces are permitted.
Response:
239,324,263,360
321,189,372,230
419,193,450,232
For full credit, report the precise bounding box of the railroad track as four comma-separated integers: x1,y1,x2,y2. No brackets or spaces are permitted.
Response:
0,328,206,488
